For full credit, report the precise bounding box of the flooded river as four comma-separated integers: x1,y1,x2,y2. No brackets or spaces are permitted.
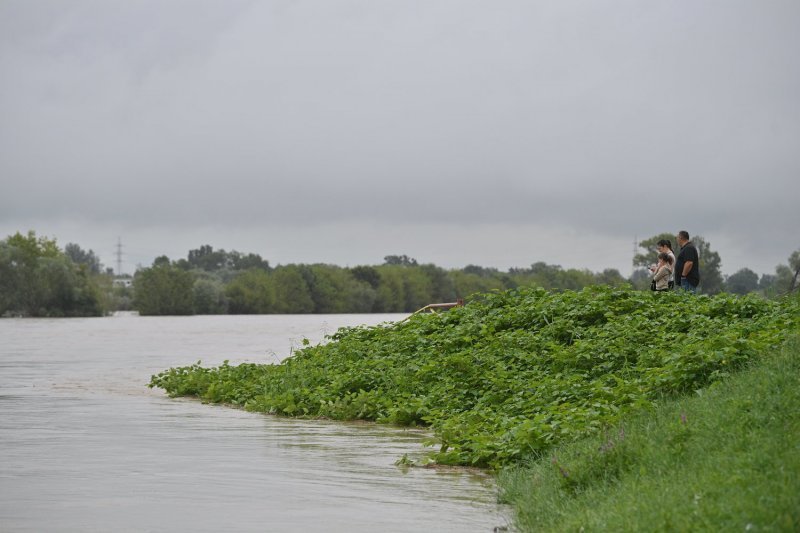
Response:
0,314,508,532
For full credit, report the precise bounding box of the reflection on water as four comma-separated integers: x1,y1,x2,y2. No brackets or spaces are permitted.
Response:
0,314,509,532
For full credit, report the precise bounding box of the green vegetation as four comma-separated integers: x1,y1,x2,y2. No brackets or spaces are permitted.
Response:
0,231,106,317
498,334,800,532
133,259,195,315
149,286,799,469
125,240,800,315
133,246,630,315
5,230,798,316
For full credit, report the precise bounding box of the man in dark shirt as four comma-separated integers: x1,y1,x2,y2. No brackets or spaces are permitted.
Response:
675,230,700,293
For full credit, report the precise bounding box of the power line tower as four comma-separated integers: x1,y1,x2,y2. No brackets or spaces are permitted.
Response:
632,235,638,266
115,237,123,276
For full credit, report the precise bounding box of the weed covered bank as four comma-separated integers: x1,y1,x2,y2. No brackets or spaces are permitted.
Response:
498,334,800,531
150,287,798,468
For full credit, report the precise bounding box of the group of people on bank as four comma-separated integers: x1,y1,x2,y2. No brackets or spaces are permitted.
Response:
649,231,701,293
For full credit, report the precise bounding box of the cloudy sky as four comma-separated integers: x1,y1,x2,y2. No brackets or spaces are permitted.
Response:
1,1,798,277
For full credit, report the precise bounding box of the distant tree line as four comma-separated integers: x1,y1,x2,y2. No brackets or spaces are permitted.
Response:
131,239,800,316
1,231,798,317
132,249,632,316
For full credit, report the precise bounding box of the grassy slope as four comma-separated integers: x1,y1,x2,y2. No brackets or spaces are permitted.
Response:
498,334,800,532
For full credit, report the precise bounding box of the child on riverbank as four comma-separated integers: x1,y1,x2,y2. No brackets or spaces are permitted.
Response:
651,252,673,291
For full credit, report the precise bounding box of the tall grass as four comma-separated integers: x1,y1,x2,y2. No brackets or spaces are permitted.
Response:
498,334,800,532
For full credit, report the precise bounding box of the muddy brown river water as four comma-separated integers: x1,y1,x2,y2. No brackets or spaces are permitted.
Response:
0,313,509,532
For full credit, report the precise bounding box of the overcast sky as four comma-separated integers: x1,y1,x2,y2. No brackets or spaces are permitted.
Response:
1,1,798,277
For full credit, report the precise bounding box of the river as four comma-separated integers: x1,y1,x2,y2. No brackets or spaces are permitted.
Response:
0,313,509,532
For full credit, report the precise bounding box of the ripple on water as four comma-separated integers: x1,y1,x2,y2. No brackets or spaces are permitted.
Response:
0,316,510,533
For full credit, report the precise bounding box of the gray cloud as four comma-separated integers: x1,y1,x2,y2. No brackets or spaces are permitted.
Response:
1,0,798,276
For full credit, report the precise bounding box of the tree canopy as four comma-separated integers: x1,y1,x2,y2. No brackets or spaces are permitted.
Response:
725,268,760,295
0,231,105,317
133,262,194,315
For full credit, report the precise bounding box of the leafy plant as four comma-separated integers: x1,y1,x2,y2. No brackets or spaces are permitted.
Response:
150,286,799,468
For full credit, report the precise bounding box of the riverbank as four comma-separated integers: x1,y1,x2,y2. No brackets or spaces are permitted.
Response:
498,333,800,531
150,287,798,467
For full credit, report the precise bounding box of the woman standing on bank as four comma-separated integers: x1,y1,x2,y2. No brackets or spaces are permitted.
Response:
656,239,676,289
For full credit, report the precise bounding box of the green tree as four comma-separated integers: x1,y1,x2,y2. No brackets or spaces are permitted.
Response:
462,264,500,277
401,266,435,311
373,266,407,312
420,263,457,303
772,249,800,295
595,268,627,287
5,230,61,258
133,261,195,315
193,277,228,314
725,268,760,295
508,262,597,291
350,265,381,289
225,269,275,314
758,273,777,294
0,232,104,316
788,250,800,294
185,245,228,271
272,265,314,313
693,236,724,294
229,251,269,271
302,264,347,313
183,245,271,272
383,254,418,266
451,270,505,299
64,243,102,274
343,278,377,312
37,257,104,316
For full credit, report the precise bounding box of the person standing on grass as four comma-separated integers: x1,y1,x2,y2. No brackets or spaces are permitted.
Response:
650,239,677,290
657,239,676,290
651,252,674,291
675,231,700,293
